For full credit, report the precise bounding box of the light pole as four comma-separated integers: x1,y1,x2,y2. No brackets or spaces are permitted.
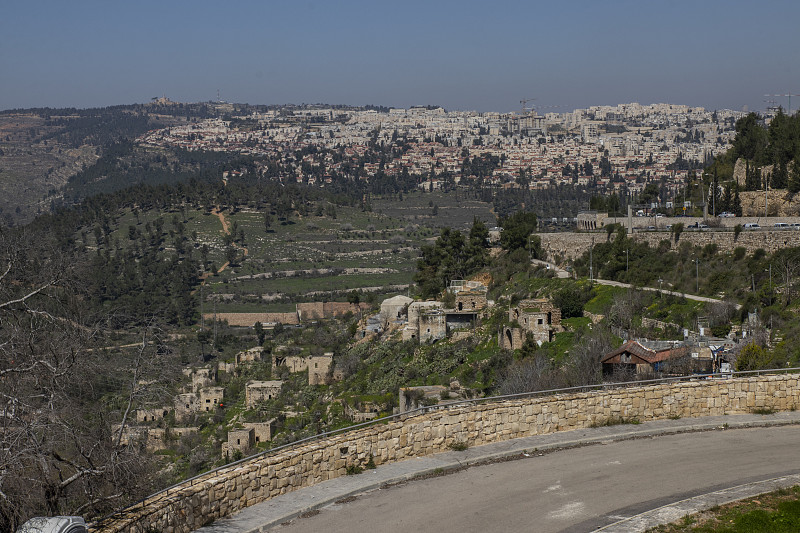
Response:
766,264,772,305
694,259,699,293
658,278,663,298
626,248,629,273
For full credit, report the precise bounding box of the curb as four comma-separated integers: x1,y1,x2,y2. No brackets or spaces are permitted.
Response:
198,415,800,532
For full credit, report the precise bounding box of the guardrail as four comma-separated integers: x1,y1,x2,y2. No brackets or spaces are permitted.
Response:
107,365,800,520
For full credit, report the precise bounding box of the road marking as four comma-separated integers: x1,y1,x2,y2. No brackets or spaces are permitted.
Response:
548,501,586,520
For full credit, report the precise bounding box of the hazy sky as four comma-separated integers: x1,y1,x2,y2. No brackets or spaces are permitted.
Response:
2,0,798,113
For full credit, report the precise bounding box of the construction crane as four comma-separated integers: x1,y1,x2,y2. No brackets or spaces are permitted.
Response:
764,93,800,114
520,98,537,115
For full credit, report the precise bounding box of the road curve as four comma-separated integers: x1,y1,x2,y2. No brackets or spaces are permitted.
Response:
269,426,800,533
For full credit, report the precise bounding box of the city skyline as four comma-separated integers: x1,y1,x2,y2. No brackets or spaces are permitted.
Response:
2,0,799,113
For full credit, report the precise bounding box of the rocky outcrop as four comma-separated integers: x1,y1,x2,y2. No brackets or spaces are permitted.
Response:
739,190,800,217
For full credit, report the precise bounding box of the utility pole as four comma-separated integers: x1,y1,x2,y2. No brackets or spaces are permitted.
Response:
695,259,699,293
590,237,594,283
764,93,800,114
626,248,629,273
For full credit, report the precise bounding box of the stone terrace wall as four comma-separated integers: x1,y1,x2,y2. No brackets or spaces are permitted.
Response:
93,374,800,533
540,230,800,262
204,312,300,327
634,230,800,255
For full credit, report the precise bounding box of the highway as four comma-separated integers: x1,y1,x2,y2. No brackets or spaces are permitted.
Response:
269,426,800,533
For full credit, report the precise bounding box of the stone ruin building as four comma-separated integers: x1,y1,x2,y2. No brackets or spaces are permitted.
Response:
500,298,564,350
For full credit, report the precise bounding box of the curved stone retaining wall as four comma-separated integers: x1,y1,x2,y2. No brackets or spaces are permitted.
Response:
94,373,800,533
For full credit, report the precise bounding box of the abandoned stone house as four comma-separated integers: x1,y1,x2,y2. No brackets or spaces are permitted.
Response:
236,346,265,366
136,385,224,423
402,301,442,341
380,295,414,327
272,351,335,385
449,280,488,312
221,428,254,459
245,380,284,409
182,366,217,392
501,298,564,349
114,425,198,452
221,420,276,458
343,401,380,423
401,281,489,343
174,386,224,420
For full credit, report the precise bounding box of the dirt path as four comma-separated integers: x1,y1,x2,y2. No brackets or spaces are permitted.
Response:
209,207,248,276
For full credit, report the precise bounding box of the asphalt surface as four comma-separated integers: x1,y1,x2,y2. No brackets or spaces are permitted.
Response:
197,412,800,533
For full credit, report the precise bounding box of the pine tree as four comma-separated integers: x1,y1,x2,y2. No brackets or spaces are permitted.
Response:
721,185,733,213
772,159,788,189
733,187,742,216
789,160,800,194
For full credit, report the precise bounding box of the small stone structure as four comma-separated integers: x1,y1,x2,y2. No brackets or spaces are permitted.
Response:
136,408,170,424
448,280,488,312
221,428,254,459
182,367,217,392
501,298,563,349
419,309,447,343
97,373,800,533
113,425,198,452
245,380,284,409
380,295,413,327
243,421,276,444
398,385,448,412
273,352,334,385
235,347,265,366
198,387,224,412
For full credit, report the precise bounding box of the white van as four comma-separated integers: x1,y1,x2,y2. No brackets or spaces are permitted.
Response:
775,222,789,229
744,223,760,229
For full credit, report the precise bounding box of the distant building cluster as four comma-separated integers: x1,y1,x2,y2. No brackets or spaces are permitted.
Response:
137,102,745,204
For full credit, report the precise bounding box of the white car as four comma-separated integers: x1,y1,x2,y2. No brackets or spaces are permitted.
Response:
17,517,87,533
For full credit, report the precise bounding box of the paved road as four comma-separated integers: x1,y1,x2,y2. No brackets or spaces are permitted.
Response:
531,259,571,278
197,413,800,533
530,258,740,310
593,278,742,310
270,426,800,533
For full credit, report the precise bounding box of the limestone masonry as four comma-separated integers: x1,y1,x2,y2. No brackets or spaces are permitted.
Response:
93,373,800,533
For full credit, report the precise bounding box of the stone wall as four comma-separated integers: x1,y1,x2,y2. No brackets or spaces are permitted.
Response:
93,373,800,533
204,312,300,327
634,230,800,255
540,229,800,262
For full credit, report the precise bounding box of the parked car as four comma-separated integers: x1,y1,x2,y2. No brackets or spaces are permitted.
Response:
791,223,800,230
775,222,790,229
718,212,736,218
744,223,760,229
17,517,87,533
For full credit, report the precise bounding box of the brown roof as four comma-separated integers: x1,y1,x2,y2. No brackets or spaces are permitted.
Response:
600,340,654,365
600,341,689,365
